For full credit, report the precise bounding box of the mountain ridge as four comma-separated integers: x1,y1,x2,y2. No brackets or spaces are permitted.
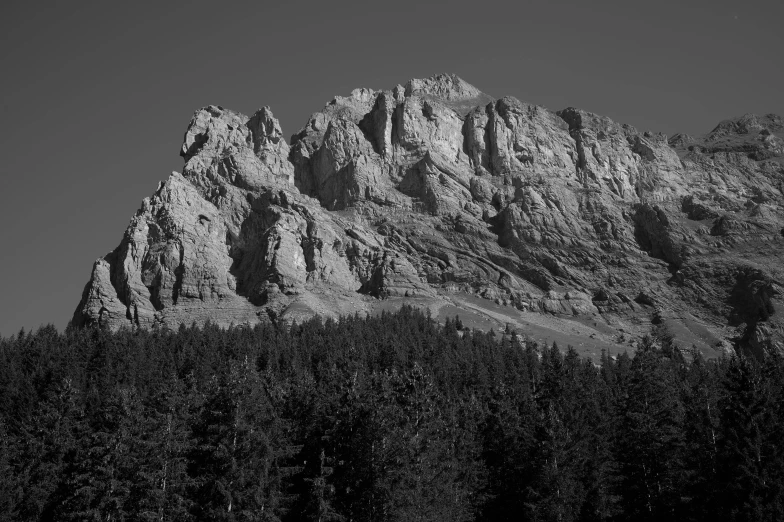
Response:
72,74,783,358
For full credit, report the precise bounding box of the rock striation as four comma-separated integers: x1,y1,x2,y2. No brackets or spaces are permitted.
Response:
73,73,784,357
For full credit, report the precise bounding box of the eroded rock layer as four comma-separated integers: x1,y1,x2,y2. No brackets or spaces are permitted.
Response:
73,74,784,357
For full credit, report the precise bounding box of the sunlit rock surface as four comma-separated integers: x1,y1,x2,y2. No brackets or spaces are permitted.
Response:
73,74,784,357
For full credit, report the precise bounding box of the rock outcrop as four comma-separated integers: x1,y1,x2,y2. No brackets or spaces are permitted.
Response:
73,73,784,357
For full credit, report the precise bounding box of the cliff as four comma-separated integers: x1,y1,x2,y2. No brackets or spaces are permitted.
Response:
72,74,784,357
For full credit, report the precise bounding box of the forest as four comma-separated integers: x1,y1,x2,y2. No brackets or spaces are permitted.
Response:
1,306,783,521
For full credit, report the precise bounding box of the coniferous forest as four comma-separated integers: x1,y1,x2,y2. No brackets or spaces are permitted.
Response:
1,307,783,521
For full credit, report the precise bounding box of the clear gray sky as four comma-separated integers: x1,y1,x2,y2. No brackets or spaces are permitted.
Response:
1,0,782,335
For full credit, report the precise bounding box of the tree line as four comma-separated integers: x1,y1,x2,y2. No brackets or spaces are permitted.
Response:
1,306,783,521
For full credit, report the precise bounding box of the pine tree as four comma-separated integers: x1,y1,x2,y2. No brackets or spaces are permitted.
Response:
527,345,584,521
680,351,722,519
715,356,784,521
480,380,538,521
126,374,196,521
58,387,139,521
0,420,20,520
15,377,84,521
329,370,398,522
615,342,687,521
577,356,617,522
300,449,341,522
188,357,285,521
386,364,483,522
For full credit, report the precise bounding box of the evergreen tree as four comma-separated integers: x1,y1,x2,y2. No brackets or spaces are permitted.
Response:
188,357,285,521
329,371,398,522
576,356,617,522
680,351,722,520
480,380,538,521
386,364,483,522
126,375,196,521
58,387,139,521
2,307,784,522
714,356,784,521
615,341,687,521
299,449,341,522
0,420,20,520
15,377,84,521
528,345,586,522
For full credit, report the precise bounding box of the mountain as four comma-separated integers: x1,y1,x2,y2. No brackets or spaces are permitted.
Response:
72,74,783,358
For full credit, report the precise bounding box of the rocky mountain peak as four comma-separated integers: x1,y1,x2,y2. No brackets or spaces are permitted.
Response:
404,73,495,116
73,75,784,358
694,113,784,161
707,113,783,140
248,106,286,150
405,73,485,100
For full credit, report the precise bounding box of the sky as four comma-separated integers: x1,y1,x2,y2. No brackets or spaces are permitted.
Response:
0,0,782,335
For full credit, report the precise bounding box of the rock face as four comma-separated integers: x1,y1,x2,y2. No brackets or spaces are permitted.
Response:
73,73,784,357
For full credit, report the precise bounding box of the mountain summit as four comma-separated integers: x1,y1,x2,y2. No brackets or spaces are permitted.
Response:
72,74,783,357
